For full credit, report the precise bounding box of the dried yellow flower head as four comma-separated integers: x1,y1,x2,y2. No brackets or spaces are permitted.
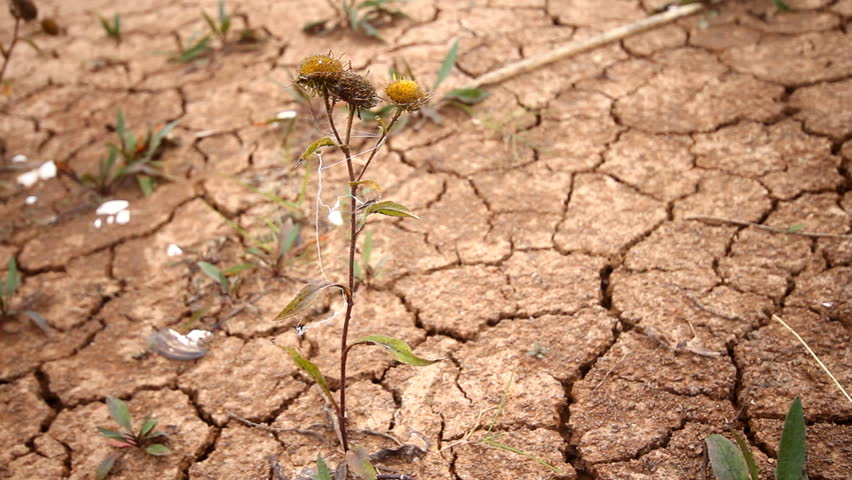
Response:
385,78,428,112
296,54,344,96
332,71,378,110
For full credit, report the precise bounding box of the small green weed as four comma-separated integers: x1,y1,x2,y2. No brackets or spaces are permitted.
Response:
304,0,409,42
197,260,254,297
98,13,121,42
62,109,178,195
96,396,172,480
201,0,231,44
0,256,50,332
353,230,389,286
705,396,807,480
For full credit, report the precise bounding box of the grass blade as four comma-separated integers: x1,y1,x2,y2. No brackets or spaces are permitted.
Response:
434,39,459,90
776,397,807,480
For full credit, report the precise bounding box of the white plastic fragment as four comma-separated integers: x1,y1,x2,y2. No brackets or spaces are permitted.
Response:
148,328,213,360
24,195,38,205
12,154,27,163
93,218,103,229
166,243,183,256
38,160,57,180
328,199,343,226
96,200,130,215
16,170,40,187
107,215,115,225
115,210,131,224
276,110,298,120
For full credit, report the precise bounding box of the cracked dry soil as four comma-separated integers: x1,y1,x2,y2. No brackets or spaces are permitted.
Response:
1,0,851,479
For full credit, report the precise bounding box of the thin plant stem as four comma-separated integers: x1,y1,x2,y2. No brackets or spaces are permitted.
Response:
355,108,402,182
336,105,357,453
0,18,22,84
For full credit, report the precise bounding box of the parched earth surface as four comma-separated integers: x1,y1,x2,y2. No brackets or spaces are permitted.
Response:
1,0,850,479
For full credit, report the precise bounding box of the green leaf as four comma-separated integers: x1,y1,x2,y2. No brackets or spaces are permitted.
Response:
97,427,128,442
273,281,339,320
346,445,377,480
106,397,133,432
222,263,255,276
434,39,459,91
300,137,337,161
728,430,760,480
198,261,229,293
95,453,119,480
5,256,19,300
313,455,333,480
202,10,219,35
144,119,179,161
302,19,329,34
115,109,126,149
774,0,792,12
706,434,751,480
360,20,383,42
349,179,382,194
364,200,419,219
176,35,211,63
776,396,807,480
786,224,804,233
137,175,155,196
279,222,301,257
139,416,158,438
282,346,338,411
355,335,439,366
445,87,490,105
145,443,172,456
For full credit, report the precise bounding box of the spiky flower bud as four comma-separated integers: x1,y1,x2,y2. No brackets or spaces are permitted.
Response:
9,0,38,21
385,78,428,112
333,71,378,110
296,53,344,97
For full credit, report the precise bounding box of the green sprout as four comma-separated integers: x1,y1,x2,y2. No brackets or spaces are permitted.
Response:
61,109,178,195
705,396,808,480
197,260,254,297
0,256,50,333
98,13,121,42
96,396,172,480
303,0,409,42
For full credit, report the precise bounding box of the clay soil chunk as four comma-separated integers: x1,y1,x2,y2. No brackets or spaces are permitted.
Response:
188,424,289,479
0,374,53,465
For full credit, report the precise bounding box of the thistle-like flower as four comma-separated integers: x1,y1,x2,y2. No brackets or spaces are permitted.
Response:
332,71,378,111
296,53,344,97
385,78,428,112
9,0,38,21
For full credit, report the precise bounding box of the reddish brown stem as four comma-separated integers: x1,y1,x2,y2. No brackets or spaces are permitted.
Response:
0,18,22,84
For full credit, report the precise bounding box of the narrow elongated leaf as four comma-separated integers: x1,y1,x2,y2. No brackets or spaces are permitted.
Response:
116,109,126,150
222,263,255,276
706,434,751,480
776,397,807,480
355,335,439,366
434,39,459,90
198,261,229,293
349,179,382,194
95,453,119,480
144,119,179,160
346,446,377,480
97,427,127,442
139,416,158,438
282,347,338,411
729,430,760,480
137,175,155,196
5,256,19,299
313,455,333,480
106,397,133,432
273,281,337,320
364,200,419,219
201,10,218,35
22,310,51,333
300,137,336,160
145,443,172,456
445,87,490,105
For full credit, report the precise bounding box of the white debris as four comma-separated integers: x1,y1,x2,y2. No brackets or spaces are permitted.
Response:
24,195,38,205
38,160,57,180
107,215,115,225
115,210,131,224
185,329,213,343
276,110,298,120
93,218,103,229
96,200,129,215
328,198,343,226
166,243,183,256
822,301,834,308
16,170,40,187
11,154,27,163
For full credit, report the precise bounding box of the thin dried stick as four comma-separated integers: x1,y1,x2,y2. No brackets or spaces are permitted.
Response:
459,3,704,91
686,215,852,239
772,315,852,404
